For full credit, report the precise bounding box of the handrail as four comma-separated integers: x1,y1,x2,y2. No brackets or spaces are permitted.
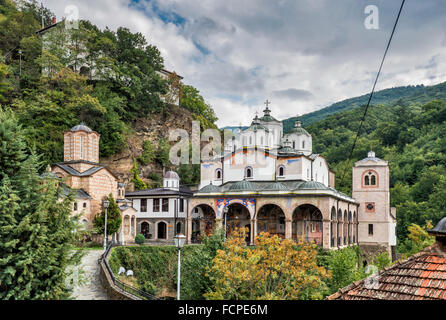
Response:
99,241,158,300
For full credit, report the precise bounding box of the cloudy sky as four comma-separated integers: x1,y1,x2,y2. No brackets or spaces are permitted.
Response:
42,0,446,127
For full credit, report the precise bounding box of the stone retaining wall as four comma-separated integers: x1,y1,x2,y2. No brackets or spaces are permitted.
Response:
98,251,141,300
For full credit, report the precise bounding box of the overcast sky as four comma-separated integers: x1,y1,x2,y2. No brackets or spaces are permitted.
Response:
42,0,446,127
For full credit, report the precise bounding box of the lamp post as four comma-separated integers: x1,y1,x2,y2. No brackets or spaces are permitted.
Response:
174,233,186,300
223,206,229,241
103,199,110,251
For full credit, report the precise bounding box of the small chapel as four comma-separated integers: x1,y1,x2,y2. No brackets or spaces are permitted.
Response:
47,123,137,243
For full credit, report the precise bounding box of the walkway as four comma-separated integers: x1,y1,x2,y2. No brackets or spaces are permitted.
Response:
72,249,109,300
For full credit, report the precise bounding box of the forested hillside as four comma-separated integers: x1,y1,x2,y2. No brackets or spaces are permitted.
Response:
305,98,446,249
0,0,216,187
283,81,446,132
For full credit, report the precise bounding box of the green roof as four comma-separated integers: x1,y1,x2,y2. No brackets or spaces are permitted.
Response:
259,114,280,122
297,180,327,190
265,182,288,191
199,183,221,193
244,124,269,132
229,179,255,191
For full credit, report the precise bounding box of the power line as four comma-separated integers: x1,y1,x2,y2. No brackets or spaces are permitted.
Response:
339,0,406,187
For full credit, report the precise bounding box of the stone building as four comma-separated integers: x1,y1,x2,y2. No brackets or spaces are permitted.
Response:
48,123,136,243
125,171,193,244
188,105,396,253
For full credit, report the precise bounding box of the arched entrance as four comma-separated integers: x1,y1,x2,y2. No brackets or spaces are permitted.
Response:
157,221,167,239
141,221,150,239
225,203,251,244
292,204,323,246
191,204,216,243
256,204,286,239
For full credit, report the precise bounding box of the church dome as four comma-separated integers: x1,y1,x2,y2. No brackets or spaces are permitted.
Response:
199,183,221,193
71,123,93,132
288,117,310,137
229,179,255,191
164,171,179,180
297,180,327,190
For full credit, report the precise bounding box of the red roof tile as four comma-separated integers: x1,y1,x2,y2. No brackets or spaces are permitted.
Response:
327,244,446,300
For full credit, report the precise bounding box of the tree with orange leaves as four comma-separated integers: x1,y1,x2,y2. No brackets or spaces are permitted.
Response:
205,228,330,300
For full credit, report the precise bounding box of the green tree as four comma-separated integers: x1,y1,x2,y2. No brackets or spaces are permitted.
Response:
0,108,82,299
138,139,155,165
181,84,218,127
131,158,147,190
181,228,225,300
156,138,170,167
93,193,122,235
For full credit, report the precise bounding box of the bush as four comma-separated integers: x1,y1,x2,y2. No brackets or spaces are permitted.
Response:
135,234,145,245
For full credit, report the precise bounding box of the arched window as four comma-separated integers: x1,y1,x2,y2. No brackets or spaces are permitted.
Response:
216,168,222,179
302,140,305,149
176,222,182,234
245,167,253,178
292,141,295,149
364,171,377,186
278,166,285,176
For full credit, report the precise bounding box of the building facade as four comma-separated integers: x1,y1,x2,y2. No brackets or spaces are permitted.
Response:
48,123,136,243
189,105,396,253
125,171,193,244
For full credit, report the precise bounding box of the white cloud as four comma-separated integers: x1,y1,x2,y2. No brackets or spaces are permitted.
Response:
42,0,446,127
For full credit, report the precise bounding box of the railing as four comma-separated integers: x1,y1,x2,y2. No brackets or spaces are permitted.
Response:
99,241,158,300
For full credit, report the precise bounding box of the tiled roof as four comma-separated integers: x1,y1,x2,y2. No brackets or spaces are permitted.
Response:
327,244,446,300
125,186,193,197
54,163,105,177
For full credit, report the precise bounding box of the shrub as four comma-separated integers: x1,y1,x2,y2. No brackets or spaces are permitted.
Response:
135,234,145,245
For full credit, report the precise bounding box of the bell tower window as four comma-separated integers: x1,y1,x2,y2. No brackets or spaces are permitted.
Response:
364,171,378,187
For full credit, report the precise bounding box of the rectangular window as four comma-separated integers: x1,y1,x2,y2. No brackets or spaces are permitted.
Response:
368,224,374,236
179,198,184,212
74,202,78,211
141,199,147,212
153,198,160,212
162,198,169,212
83,202,87,208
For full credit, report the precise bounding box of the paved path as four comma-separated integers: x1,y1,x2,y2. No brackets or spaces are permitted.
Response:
72,250,109,300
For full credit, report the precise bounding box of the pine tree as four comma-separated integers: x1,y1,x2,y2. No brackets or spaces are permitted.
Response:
0,108,82,299
93,193,122,235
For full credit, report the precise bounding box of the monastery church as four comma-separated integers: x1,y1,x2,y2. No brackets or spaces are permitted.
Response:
46,104,396,258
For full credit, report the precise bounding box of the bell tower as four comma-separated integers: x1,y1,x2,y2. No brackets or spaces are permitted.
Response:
352,151,396,259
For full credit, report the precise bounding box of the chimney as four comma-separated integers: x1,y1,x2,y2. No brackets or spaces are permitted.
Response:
428,216,446,253
52,17,56,25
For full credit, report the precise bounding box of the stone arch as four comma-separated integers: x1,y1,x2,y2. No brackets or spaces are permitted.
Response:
156,220,168,240
224,203,251,243
292,204,323,246
139,220,151,239
217,198,255,219
256,204,286,238
362,169,379,188
123,215,130,235
190,204,216,243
